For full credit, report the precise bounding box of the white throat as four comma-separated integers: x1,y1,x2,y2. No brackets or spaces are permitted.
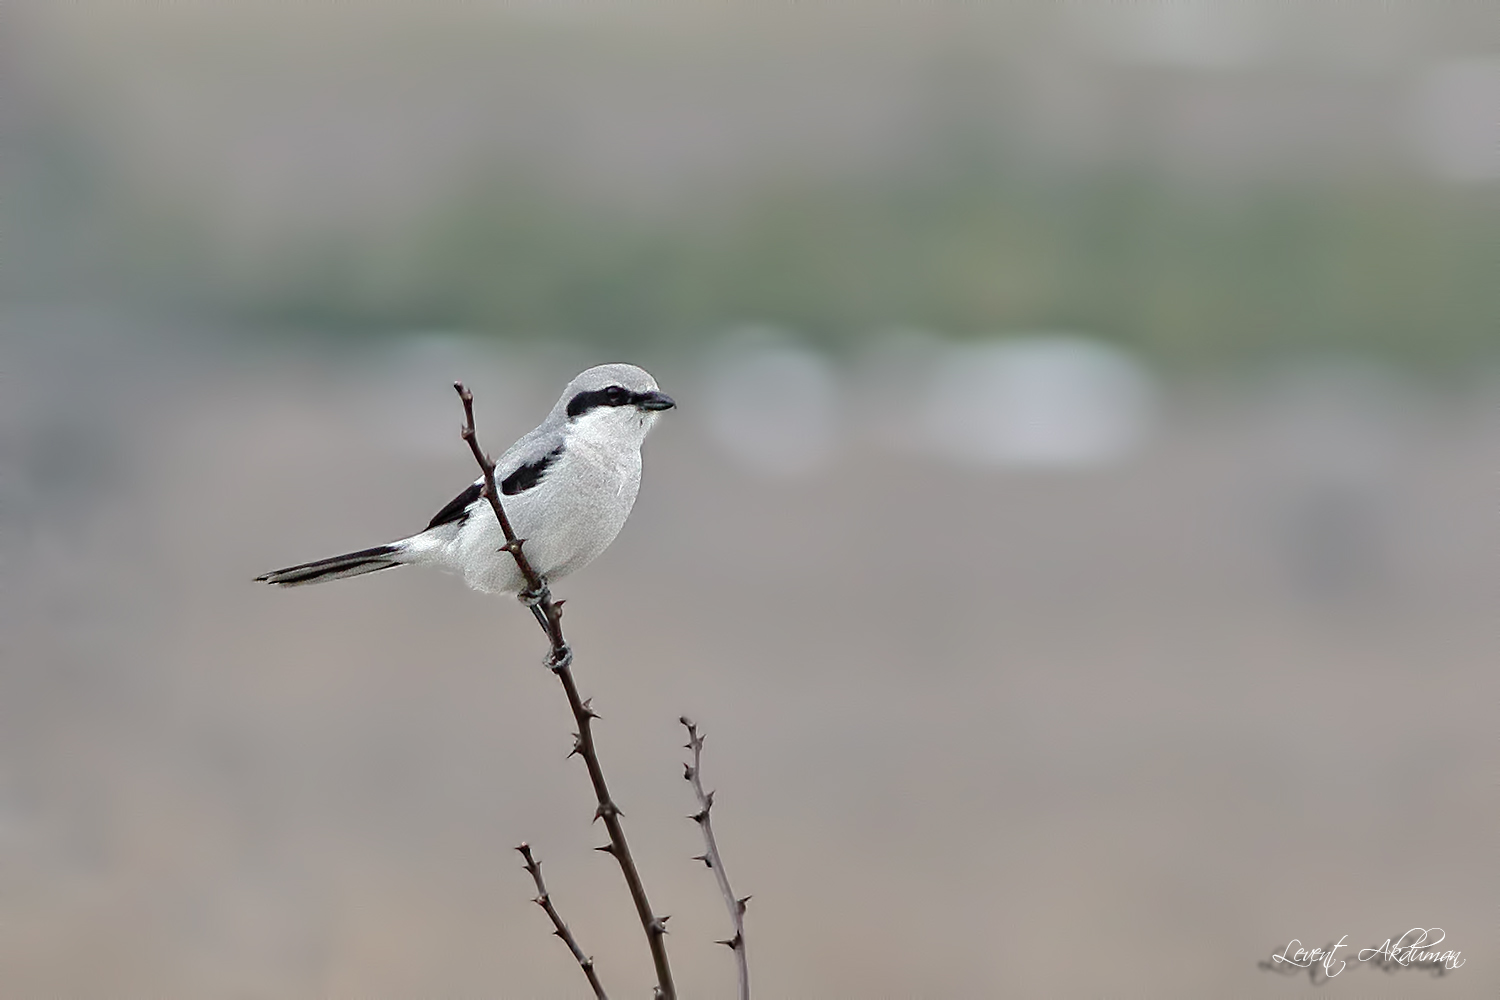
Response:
567,407,657,455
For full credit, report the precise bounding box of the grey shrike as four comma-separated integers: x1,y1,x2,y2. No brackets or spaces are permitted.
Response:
257,363,675,594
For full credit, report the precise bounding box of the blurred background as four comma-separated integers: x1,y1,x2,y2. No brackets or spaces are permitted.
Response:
2,3,1496,996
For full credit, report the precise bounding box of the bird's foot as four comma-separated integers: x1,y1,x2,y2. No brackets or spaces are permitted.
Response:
518,582,551,608
547,643,573,672
518,582,555,636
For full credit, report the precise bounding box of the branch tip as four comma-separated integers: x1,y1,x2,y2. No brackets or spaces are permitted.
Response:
461,382,672,999
513,839,609,999
679,716,748,999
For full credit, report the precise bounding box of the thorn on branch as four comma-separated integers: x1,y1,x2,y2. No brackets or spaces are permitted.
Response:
462,383,672,1000
679,717,749,999
514,841,609,999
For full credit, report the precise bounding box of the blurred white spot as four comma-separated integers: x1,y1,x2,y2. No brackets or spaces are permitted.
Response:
703,331,838,476
1411,59,1500,183
923,335,1155,468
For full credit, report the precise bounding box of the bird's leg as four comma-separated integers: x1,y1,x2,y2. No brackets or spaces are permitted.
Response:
518,581,572,669
518,580,552,635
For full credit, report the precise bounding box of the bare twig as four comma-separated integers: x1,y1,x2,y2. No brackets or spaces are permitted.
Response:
681,717,750,1000
517,843,609,1000
455,382,677,1000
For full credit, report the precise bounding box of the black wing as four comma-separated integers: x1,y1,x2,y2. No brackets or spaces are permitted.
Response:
426,481,483,530
424,445,563,532
501,444,563,496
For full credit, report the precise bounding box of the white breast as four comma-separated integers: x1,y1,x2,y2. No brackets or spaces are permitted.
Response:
442,436,642,594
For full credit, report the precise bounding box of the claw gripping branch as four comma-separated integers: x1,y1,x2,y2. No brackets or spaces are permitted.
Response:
456,382,676,1000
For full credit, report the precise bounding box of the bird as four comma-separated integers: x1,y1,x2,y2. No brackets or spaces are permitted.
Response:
257,363,675,595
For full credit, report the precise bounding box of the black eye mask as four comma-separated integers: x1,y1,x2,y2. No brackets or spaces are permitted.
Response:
566,386,674,418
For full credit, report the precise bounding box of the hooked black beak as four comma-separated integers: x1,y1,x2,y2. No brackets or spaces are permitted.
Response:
636,390,676,411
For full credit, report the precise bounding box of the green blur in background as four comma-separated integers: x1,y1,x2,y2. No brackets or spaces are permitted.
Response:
6,3,1496,368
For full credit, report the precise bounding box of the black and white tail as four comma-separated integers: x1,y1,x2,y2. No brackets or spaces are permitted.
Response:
256,544,406,586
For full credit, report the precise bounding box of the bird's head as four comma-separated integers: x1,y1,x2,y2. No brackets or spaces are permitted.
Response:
555,363,675,447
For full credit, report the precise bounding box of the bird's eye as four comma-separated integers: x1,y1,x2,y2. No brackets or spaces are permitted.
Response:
605,386,628,404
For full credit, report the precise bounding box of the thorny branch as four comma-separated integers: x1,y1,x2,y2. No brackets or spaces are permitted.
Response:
517,843,608,1000
682,717,750,1000
455,382,677,1000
